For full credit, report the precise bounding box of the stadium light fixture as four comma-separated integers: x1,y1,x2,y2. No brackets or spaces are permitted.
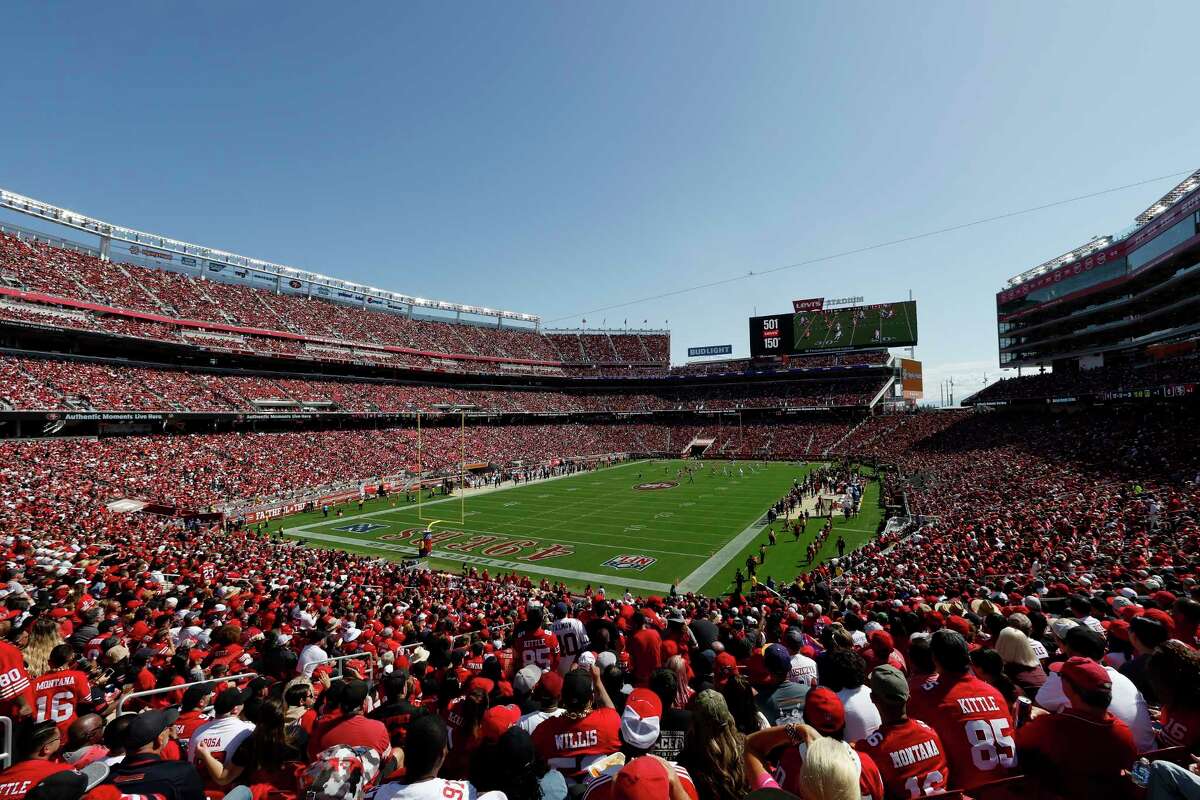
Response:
1006,170,1200,289
0,186,542,323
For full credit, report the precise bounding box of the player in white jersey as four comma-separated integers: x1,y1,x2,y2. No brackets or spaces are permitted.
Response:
371,716,504,800
550,602,590,674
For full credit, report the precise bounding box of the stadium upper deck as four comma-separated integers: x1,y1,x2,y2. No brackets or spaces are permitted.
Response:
0,188,898,388
0,188,676,378
996,169,1200,369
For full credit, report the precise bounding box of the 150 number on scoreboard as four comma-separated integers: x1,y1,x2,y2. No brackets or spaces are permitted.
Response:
749,314,792,357
762,318,780,349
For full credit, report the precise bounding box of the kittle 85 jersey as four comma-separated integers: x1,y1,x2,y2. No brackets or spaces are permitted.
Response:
906,673,1015,791
514,628,560,672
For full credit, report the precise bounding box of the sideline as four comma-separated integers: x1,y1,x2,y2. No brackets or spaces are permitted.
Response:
283,459,648,534
287,530,674,593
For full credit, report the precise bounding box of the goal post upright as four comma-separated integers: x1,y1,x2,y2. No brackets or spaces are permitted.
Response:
416,409,466,527
458,410,466,524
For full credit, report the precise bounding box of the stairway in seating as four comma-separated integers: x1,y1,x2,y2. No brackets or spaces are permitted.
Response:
823,417,868,458
112,262,171,312
193,280,241,324
635,334,652,362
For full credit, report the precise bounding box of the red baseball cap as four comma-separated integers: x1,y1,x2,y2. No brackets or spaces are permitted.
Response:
613,756,670,800
714,651,738,676
946,616,972,637
1103,620,1130,642
479,703,521,742
803,687,845,734
535,671,563,700
621,689,663,751
1143,608,1174,631
1052,656,1112,694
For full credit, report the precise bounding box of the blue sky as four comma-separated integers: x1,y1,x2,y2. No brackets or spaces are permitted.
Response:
3,1,1199,398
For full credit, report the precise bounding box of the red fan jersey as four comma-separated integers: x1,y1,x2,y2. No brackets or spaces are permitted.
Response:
584,762,699,800
514,628,560,673
0,641,32,720
0,759,71,800
173,709,211,751
531,707,621,778
857,719,950,800
906,673,1016,791
32,669,91,734
1158,704,1200,751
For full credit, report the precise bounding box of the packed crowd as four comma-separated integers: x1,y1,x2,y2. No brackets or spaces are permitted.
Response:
0,420,851,512
0,355,888,414
0,235,901,382
0,516,1196,800
0,398,1198,800
964,355,1200,404
0,232,673,373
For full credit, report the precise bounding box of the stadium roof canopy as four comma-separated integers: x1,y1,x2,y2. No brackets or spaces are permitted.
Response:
1004,168,1200,290
0,187,540,323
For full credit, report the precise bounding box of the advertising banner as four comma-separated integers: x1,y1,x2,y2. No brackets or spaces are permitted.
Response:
687,344,733,358
791,298,824,313
900,358,923,400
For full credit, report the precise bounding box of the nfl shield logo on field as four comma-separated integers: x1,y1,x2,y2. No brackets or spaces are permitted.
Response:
603,554,657,571
334,522,388,533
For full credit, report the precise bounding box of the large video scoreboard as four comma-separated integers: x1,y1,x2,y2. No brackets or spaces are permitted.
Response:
749,300,918,356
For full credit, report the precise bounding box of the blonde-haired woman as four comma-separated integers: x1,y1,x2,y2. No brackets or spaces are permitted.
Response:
995,627,1046,698
665,654,694,708
22,617,64,678
799,737,862,800
678,690,745,800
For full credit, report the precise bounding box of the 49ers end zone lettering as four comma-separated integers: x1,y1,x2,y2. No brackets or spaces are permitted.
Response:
379,527,574,561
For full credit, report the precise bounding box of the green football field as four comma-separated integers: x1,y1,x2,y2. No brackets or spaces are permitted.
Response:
276,459,881,596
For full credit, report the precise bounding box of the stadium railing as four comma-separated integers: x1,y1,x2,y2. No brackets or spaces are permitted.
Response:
309,653,375,683
1138,745,1190,764
394,622,517,657
116,672,258,715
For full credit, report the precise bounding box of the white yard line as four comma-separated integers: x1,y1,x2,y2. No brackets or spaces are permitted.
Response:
288,530,673,592
283,460,648,534
675,472,835,593
675,514,767,593
284,459,829,595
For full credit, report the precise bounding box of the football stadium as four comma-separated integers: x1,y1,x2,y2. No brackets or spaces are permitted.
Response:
2,6,1200,800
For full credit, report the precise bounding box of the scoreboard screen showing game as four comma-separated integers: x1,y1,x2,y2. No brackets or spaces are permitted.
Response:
749,301,918,356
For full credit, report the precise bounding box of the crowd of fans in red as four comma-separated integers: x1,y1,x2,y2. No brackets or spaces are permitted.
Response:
0,234,897,382
0,420,854,513
0,355,885,414
963,356,1200,405
0,232,676,376
0,401,1197,800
